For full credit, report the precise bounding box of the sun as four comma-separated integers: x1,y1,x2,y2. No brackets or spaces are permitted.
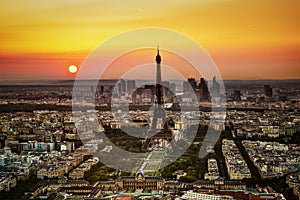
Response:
68,65,78,74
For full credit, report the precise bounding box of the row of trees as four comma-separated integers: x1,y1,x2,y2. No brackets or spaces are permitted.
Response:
160,126,218,182
103,125,146,153
84,162,115,183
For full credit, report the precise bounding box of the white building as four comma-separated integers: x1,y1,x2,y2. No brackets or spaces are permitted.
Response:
179,190,233,200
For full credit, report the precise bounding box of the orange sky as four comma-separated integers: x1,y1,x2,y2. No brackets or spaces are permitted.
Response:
0,0,299,80
102,49,200,80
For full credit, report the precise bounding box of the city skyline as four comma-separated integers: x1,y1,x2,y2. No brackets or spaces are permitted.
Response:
0,0,299,80
1,2,300,198
0,44,299,198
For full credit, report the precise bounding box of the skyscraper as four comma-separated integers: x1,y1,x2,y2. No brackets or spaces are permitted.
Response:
183,81,189,93
117,82,122,97
199,78,209,101
188,78,197,91
170,83,176,93
212,76,220,97
126,80,136,93
264,85,273,97
120,79,126,93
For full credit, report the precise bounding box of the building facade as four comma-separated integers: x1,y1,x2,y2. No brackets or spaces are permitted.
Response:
115,170,164,191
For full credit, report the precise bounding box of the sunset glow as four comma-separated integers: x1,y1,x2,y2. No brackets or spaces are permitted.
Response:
0,0,299,80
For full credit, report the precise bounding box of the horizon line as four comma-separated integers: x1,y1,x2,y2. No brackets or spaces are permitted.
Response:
1,78,300,82
0,78,300,85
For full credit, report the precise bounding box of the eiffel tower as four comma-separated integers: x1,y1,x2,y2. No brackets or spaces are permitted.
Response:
142,47,174,150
